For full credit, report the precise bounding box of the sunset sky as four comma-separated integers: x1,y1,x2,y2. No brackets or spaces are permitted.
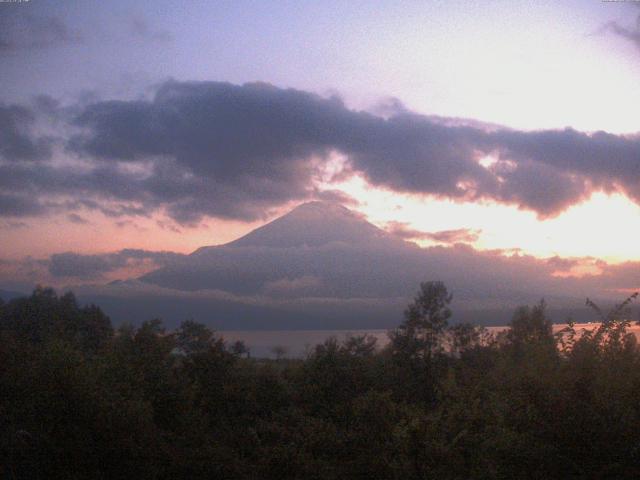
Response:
2,0,640,296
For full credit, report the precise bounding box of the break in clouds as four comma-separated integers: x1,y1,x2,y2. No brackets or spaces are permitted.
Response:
2,80,640,224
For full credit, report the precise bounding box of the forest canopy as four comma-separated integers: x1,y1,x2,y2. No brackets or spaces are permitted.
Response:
1,283,639,479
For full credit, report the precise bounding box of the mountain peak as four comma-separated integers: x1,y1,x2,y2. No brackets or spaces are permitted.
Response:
217,201,392,249
281,201,365,225
288,200,353,215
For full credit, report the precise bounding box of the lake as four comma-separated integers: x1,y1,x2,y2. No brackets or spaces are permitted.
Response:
220,322,640,358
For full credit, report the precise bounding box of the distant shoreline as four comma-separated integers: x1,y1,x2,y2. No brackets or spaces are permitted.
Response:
219,322,640,359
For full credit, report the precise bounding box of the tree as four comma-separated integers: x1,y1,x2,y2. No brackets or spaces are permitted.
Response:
175,319,215,355
448,322,490,357
507,300,553,347
390,281,452,361
230,340,249,357
0,287,112,352
342,334,378,357
386,282,453,405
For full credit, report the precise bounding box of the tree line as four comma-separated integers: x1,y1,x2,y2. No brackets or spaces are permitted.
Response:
1,283,639,479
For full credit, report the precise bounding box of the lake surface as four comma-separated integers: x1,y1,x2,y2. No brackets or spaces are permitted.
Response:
220,322,640,358
220,329,391,358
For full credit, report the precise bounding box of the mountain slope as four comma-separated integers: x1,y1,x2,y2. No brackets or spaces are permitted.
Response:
141,201,420,296
139,201,570,305
79,201,602,328
223,201,395,248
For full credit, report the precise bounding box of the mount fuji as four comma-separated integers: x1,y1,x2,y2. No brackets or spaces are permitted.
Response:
75,202,596,329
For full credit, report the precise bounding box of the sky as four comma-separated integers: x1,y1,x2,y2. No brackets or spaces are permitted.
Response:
2,0,640,300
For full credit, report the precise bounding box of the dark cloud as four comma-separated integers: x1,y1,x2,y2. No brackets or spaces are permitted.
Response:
156,220,182,233
32,95,61,115
114,219,147,232
608,21,640,49
67,81,339,222
0,162,151,219
486,128,640,214
386,222,480,244
313,189,360,207
48,249,186,279
67,213,89,225
546,256,579,271
0,12,81,52
49,252,120,279
0,103,52,161
130,17,173,42
3,80,640,223
0,220,28,229
69,81,640,220
74,200,149,219
386,221,432,240
424,228,481,244
261,275,324,298
0,192,46,217
604,4,640,51
369,96,408,118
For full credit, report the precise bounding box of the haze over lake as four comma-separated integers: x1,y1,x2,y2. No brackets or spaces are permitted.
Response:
221,322,640,358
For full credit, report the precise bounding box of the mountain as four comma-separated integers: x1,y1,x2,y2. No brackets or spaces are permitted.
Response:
222,201,397,248
140,201,421,297
229,202,394,248
76,201,604,329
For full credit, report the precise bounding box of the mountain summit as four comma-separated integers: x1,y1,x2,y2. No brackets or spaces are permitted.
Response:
141,201,415,295
88,201,585,329
219,201,394,249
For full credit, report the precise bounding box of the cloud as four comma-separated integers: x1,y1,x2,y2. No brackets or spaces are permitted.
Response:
386,221,435,240
608,21,640,49
156,220,182,233
2,235,639,328
130,17,173,42
369,96,408,118
31,241,640,328
0,220,28,230
313,189,360,207
546,256,579,271
0,161,154,219
67,213,89,225
67,81,640,220
49,252,121,279
4,80,640,223
0,256,49,292
47,249,186,279
115,219,147,232
0,192,46,217
0,12,81,52
604,4,640,51
427,229,480,244
66,81,337,222
0,103,52,161
261,275,324,298
74,199,149,219
386,222,480,244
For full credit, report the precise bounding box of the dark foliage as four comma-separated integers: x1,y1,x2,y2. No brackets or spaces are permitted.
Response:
1,283,640,479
